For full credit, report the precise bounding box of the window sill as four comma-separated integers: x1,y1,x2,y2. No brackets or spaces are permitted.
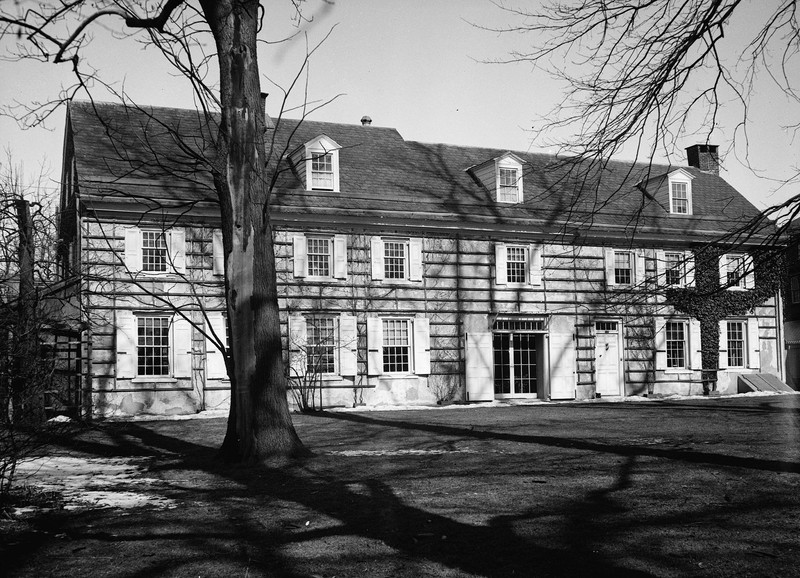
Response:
377,373,418,379
132,377,179,384
663,369,694,375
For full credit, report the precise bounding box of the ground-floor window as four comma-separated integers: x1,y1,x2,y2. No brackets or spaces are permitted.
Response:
383,318,411,373
727,321,745,367
137,316,171,376
307,317,337,375
666,321,687,369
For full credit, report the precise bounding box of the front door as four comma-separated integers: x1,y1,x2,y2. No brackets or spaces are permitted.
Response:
494,332,541,398
595,321,621,397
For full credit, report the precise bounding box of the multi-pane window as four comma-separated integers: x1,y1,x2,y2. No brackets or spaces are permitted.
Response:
307,237,332,278
727,321,745,367
615,251,632,285
311,152,334,190
665,252,683,285
498,168,519,203
792,276,800,303
384,240,408,279
382,318,411,373
137,316,170,376
142,230,168,272
665,321,687,369
307,317,337,375
506,246,527,284
671,182,688,214
726,254,746,287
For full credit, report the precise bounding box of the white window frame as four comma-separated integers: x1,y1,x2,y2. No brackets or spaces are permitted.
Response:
306,316,339,376
614,251,633,285
366,316,431,376
306,236,334,279
124,226,186,275
115,311,192,382
287,314,358,380
495,243,543,286
726,320,746,368
668,170,694,215
496,156,523,203
310,152,334,190
383,239,409,280
293,233,348,281
289,135,341,192
656,250,694,288
664,252,683,286
655,317,701,373
381,318,413,374
719,252,753,290
665,320,688,370
371,236,423,283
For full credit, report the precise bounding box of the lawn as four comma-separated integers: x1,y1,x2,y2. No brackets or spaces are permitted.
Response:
2,394,800,577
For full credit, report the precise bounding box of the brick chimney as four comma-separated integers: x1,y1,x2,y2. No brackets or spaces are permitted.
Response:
686,144,719,175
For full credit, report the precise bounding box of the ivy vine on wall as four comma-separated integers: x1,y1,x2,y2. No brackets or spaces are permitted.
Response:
664,246,784,394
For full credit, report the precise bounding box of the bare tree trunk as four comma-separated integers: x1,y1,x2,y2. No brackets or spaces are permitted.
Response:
12,198,43,423
202,0,306,462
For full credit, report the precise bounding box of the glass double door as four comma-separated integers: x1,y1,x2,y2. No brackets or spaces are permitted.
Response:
493,332,542,397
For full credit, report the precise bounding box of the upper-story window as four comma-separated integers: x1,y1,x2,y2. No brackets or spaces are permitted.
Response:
667,169,694,215
664,252,683,285
289,135,341,192
293,233,348,280
614,251,633,285
307,236,333,278
371,237,423,282
124,226,185,275
384,239,409,280
311,153,334,190
719,252,753,290
494,243,543,286
142,230,168,272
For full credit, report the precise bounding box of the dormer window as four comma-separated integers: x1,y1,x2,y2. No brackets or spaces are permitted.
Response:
465,152,525,204
495,155,523,203
498,168,519,203
311,152,334,190
289,135,341,192
667,169,694,215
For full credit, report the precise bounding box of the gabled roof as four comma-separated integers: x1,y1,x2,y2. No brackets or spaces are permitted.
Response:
65,100,767,245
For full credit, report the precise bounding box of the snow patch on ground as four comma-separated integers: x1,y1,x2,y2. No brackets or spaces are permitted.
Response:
327,448,478,457
13,456,176,513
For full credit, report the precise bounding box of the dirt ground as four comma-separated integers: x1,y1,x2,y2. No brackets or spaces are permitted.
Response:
2,394,800,577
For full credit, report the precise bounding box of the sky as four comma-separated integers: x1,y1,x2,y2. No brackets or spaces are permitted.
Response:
0,0,797,212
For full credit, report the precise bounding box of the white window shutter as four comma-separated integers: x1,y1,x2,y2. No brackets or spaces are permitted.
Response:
684,252,695,287
170,229,186,274
718,320,728,370
212,230,224,276
115,310,136,379
747,318,760,369
124,227,142,272
371,237,385,281
339,315,358,376
173,315,193,378
604,248,615,287
366,317,383,375
495,243,507,285
413,317,431,375
719,253,728,288
654,317,667,370
409,237,424,281
465,332,494,401
529,244,543,286
690,319,702,370
635,251,646,286
206,312,228,379
293,235,307,278
288,316,308,378
655,250,665,285
334,234,348,279
744,254,755,289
